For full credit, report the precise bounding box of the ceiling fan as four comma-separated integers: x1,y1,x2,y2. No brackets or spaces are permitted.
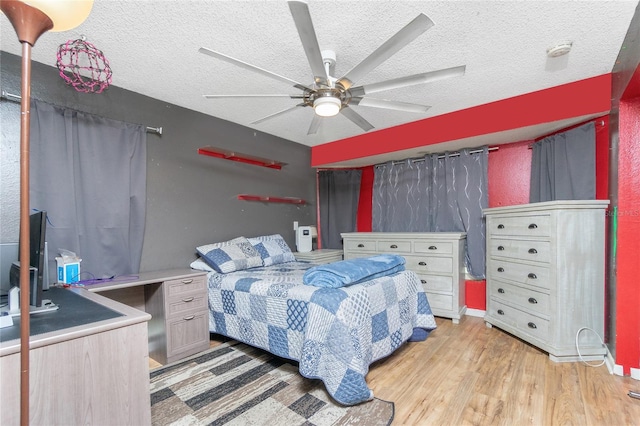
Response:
199,0,466,135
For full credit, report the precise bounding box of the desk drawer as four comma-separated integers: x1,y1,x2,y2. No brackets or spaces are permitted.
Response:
165,275,206,297
166,293,208,318
166,310,209,362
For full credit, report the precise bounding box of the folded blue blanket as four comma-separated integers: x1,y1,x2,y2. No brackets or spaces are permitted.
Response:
303,254,406,288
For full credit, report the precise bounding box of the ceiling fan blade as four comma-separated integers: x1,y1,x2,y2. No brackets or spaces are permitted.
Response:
350,65,466,97
350,97,430,113
199,47,308,91
251,103,306,125
288,1,329,86
203,94,304,99
307,114,323,135
340,106,375,132
337,14,434,90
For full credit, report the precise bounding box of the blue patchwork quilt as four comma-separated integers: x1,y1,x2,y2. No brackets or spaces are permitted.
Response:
206,261,437,405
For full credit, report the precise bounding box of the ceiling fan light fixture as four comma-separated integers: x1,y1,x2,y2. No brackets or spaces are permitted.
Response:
314,96,341,117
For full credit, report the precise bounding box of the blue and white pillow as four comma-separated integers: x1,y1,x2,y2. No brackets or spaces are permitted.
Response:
190,257,215,272
248,234,296,266
196,237,263,273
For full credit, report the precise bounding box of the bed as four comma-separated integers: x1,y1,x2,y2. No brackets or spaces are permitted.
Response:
191,234,437,406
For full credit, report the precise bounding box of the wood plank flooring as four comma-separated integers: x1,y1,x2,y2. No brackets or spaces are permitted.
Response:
366,315,640,425
151,315,640,425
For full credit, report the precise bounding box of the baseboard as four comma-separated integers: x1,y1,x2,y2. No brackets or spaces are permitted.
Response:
465,308,486,318
631,367,640,381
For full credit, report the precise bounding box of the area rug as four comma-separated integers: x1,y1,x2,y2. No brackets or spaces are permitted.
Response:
150,341,394,426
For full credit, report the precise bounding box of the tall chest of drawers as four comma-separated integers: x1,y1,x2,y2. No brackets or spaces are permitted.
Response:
483,200,609,362
341,232,467,323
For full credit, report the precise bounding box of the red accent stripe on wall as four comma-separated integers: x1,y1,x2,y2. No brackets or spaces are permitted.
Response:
357,166,374,232
311,74,611,167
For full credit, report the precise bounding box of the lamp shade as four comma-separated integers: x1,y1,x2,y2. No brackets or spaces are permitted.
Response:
23,0,93,31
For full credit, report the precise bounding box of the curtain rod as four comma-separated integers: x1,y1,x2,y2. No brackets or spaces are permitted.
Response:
1,90,163,135
377,146,499,167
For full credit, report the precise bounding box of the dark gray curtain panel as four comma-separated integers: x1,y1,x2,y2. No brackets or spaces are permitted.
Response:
29,100,147,279
530,121,596,202
318,170,362,249
373,147,488,278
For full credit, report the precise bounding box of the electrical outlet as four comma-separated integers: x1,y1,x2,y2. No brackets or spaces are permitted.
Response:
293,221,298,230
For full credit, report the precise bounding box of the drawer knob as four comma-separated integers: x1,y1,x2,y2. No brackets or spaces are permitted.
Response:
497,245,505,251
528,297,538,304
527,273,537,279
181,279,194,284
421,279,427,284
497,224,505,229
184,315,196,321
357,243,365,248
498,288,505,294
528,223,538,229
497,309,505,315
497,267,504,272
418,261,427,266
527,322,537,329
428,245,437,250
528,248,538,254
182,297,195,302
390,244,398,249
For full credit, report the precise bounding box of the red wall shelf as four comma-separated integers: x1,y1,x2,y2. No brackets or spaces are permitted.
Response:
198,146,286,170
237,194,306,205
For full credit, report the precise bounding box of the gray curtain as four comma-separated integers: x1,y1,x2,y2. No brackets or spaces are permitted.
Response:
530,121,596,202
29,99,147,280
373,147,488,278
318,170,362,249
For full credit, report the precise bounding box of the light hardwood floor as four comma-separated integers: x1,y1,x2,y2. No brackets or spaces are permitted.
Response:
367,315,640,425
151,315,640,425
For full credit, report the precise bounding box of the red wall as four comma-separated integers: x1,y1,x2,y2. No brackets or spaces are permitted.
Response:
615,73,640,375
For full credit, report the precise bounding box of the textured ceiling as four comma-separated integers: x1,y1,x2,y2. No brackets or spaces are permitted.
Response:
1,0,638,155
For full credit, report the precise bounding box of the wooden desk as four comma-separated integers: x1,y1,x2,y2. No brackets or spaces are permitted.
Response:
0,287,151,425
87,269,209,364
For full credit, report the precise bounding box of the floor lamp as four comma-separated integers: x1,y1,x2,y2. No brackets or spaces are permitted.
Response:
0,1,92,424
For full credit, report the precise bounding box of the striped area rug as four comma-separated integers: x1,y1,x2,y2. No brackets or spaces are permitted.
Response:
150,341,394,426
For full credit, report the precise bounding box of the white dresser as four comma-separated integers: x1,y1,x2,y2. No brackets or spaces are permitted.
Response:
483,200,609,362
341,232,466,323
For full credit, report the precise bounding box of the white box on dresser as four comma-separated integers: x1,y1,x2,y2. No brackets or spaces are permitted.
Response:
341,232,467,323
483,200,609,362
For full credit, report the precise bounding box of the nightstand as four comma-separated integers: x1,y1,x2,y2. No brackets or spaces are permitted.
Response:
294,249,343,264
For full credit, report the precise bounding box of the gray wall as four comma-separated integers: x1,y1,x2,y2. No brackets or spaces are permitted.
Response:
0,51,316,273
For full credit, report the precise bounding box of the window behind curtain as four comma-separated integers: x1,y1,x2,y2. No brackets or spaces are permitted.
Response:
530,121,596,202
318,170,362,249
29,99,147,280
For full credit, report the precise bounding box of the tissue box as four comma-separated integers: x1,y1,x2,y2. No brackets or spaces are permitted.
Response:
56,257,81,283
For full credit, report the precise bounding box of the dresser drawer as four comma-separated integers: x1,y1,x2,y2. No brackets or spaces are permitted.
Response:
490,239,551,263
414,241,453,254
344,239,377,252
424,292,453,312
165,275,206,298
489,281,549,316
417,274,453,293
405,255,453,274
166,292,208,318
376,240,412,253
489,300,549,342
487,215,551,237
488,259,551,290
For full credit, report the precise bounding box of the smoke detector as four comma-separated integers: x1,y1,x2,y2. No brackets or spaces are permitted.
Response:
547,42,573,58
